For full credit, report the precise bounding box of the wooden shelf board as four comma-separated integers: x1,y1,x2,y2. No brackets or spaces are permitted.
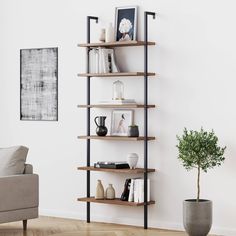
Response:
77,135,156,141
77,40,156,48
77,104,156,109
77,72,156,77
77,166,155,173
77,197,155,206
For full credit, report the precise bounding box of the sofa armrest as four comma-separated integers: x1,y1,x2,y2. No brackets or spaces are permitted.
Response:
0,174,39,212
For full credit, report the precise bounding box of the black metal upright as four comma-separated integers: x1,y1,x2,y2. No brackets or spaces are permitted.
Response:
144,11,156,229
86,16,98,223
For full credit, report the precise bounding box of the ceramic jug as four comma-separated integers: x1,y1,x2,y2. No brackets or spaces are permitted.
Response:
94,116,108,136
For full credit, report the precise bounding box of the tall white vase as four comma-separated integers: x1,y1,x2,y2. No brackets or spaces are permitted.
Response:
105,23,114,42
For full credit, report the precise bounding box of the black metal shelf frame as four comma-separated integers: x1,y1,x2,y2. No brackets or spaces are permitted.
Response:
84,12,156,229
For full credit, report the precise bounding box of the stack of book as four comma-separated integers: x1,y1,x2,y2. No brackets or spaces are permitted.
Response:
94,161,129,169
120,178,150,203
89,48,120,73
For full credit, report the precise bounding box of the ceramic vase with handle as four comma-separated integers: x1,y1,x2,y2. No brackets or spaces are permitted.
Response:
106,184,115,200
94,116,108,136
95,180,104,199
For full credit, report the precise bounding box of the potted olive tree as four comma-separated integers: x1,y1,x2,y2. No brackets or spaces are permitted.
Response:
177,128,226,236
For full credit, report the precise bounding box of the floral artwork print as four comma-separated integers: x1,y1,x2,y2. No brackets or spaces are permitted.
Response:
115,7,137,42
119,18,133,41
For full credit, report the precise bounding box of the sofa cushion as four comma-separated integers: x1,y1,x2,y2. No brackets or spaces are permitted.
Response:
0,146,29,176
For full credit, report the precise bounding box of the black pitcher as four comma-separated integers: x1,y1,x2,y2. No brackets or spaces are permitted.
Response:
94,116,108,136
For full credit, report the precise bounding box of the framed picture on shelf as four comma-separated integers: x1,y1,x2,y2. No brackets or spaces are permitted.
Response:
111,110,134,136
115,6,138,42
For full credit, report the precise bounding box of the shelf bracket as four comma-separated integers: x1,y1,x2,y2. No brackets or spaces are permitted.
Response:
86,15,98,224
144,11,156,230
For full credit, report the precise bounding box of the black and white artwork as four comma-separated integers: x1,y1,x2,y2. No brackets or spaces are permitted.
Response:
20,48,58,121
115,6,138,42
111,110,133,136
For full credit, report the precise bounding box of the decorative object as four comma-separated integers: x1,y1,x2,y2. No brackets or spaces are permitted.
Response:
115,6,138,41
128,125,139,137
120,179,131,201
95,180,105,199
106,184,115,200
94,161,129,169
105,23,114,42
98,48,120,73
127,153,139,169
20,48,58,121
99,28,106,42
112,80,124,100
177,128,226,236
111,110,133,136
94,116,108,136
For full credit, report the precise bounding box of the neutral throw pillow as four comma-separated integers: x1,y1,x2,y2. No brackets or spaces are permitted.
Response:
0,146,29,176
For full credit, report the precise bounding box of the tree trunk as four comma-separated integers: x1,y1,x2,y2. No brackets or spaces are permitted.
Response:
197,165,200,202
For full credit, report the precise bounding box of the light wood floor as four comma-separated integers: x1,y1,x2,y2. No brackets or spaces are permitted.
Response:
0,216,192,236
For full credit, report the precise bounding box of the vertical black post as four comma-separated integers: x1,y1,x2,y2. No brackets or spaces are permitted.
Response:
144,11,155,230
86,16,98,223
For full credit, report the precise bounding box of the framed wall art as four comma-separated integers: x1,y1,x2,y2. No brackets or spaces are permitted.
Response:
20,47,58,121
115,6,138,42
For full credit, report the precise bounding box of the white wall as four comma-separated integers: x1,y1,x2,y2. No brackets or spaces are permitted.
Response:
0,0,236,235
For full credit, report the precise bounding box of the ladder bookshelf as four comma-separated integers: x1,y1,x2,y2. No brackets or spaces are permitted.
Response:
77,12,156,229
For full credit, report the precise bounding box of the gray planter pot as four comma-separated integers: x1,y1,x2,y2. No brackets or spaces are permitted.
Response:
183,199,212,236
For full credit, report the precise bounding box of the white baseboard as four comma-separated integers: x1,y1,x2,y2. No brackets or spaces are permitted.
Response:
39,208,236,236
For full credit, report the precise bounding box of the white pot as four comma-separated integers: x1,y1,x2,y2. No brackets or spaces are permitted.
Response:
127,153,139,169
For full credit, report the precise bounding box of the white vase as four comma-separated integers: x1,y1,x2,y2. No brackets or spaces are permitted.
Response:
127,153,139,169
95,180,104,199
99,28,105,42
106,184,115,200
105,23,114,42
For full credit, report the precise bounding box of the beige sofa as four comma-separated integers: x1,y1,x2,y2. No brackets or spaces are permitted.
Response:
0,147,39,230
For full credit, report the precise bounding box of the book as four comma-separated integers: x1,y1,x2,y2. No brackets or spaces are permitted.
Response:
120,179,131,201
133,179,140,203
98,48,105,73
89,48,99,73
128,178,139,202
133,179,150,203
94,161,129,169
98,99,136,104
